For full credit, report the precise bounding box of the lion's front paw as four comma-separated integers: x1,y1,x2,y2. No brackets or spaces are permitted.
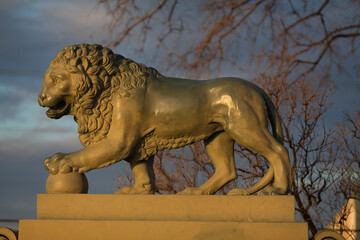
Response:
44,153,73,175
258,186,287,196
115,184,154,194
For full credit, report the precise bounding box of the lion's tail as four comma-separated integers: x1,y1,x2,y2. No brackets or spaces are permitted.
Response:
238,92,283,195
263,93,284,144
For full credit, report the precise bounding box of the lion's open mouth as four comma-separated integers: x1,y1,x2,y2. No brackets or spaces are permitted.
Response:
46,101,70,119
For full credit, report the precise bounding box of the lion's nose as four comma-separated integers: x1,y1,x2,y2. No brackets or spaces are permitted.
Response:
38,93,47,106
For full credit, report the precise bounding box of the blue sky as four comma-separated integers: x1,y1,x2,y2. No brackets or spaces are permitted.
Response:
0,0,359,230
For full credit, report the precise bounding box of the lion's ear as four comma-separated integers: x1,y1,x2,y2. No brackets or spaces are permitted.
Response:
76,57,90,72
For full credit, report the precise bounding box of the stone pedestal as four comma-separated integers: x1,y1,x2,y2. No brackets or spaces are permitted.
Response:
19,194,308,240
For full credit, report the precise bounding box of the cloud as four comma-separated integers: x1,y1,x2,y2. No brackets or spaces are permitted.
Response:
0,0,112,143
0,0,109,78
0,76,40,120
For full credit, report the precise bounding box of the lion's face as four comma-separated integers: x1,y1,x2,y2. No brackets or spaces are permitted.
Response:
38,64,75,119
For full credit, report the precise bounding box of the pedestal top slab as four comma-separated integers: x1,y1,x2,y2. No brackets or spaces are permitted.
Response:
37,194,295,222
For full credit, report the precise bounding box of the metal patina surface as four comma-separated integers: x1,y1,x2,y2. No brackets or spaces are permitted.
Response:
38,44,291,195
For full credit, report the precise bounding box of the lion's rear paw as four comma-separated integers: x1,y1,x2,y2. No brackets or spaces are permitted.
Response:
177,187,213,195
227,188,250,196
115,184,154,194
258,186,287,196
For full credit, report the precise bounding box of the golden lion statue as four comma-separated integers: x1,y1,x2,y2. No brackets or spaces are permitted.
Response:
38,44,291,195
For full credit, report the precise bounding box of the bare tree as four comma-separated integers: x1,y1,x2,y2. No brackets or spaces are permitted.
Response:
101,0,360,238
99,0,359,78
338,108,360,170
324,108,360,240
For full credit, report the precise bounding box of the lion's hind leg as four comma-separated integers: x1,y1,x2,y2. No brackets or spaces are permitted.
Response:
177,131,237,195
228,127,290,195
115,156,155,194
225,102,291,195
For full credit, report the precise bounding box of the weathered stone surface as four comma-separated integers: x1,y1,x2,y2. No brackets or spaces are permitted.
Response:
37,194,295,222
19,195,308,240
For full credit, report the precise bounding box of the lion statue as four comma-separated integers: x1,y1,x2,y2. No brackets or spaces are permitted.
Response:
38,44,291,195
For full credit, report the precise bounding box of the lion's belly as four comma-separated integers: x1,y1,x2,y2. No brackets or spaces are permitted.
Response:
129,132,212,163
130,121,222,162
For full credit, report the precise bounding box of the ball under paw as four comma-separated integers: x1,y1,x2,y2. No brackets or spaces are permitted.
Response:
46,171,88,194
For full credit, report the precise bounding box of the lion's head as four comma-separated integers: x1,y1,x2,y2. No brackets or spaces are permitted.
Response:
38,44,162,147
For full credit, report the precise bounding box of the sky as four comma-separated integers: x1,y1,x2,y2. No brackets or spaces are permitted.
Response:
0,0,131,228
0,0,359,230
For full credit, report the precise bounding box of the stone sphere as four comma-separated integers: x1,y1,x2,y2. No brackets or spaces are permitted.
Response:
46,171,88,194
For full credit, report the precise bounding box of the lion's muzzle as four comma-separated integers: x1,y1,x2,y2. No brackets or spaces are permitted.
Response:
38,93,47,107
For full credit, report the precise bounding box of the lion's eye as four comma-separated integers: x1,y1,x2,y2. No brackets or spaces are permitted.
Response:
53,77,60,85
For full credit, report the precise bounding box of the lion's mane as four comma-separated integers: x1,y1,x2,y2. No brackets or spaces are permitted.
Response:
51,44,163,147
